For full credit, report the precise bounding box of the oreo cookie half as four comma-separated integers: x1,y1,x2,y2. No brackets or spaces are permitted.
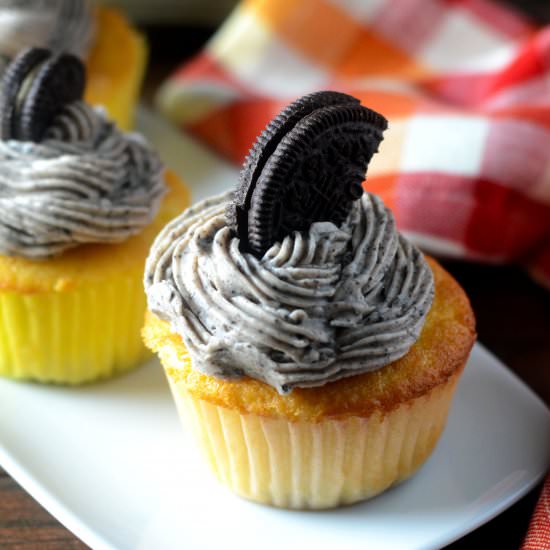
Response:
0,48,50,140
0,47,85,142
227,92,358,241
228,91,388,257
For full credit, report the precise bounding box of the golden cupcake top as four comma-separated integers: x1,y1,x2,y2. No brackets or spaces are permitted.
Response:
144,257,475,421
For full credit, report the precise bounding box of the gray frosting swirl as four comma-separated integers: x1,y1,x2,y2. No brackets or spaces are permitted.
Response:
0,0,95,69
0,101,165,258
145,191,435,394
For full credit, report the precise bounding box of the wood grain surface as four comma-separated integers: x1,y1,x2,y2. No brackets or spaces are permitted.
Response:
1,1,549,547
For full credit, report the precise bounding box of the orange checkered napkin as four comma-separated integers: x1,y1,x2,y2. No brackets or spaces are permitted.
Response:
156,0,550,288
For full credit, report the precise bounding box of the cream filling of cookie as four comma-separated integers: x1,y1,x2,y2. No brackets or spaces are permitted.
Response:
0,0,95,62
0,101,165,258
145,191,434,394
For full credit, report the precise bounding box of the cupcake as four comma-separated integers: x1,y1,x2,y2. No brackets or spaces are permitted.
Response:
0,48,189,384
143,91,476,508
0,0,146,129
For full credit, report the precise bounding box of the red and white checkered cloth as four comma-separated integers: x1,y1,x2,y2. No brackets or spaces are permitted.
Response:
157,0,550,288
523,475,550,550
156,0,550,540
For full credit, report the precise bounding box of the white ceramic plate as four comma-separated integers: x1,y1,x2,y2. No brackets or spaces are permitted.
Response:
0,111,549,550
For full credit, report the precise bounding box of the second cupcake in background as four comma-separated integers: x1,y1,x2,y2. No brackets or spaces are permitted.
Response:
0,0,147,129
0,47,189,383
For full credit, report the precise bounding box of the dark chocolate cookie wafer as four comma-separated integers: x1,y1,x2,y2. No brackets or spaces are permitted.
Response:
0,47,85,142
228,92,387,257
19,52,85,142
227,91,359,242
0,47,50,140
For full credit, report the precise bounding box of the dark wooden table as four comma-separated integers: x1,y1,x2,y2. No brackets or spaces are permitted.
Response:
1,2,549,548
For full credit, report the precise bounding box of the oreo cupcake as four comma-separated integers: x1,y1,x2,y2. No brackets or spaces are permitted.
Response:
0,0,146,129
0,48,189,383
143,92,475,508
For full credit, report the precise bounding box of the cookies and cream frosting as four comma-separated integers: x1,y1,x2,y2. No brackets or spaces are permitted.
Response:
145,190,434,394
0,101,164,258
0,0,95,64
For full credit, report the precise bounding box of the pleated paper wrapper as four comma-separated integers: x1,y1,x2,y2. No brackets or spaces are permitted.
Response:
166,364,460,509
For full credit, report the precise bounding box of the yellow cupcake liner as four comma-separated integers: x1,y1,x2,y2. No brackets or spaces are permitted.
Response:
165,367,460,509
0,273,149,384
